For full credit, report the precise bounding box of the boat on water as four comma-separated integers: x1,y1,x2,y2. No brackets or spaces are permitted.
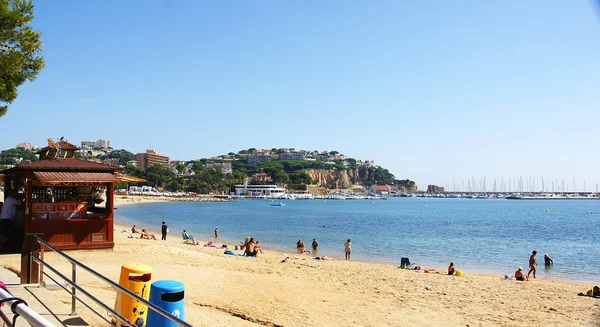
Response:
270,203,286,207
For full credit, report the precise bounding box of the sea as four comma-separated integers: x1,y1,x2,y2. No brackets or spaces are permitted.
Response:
115,198,600,284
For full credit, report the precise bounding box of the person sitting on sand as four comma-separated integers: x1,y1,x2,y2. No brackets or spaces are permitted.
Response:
240,236,251,251
448,262,456,275
515,267,526,281
255,240,264,254
245,237,258,257
140,229,157,240
132,225,139,234
183,230,197,245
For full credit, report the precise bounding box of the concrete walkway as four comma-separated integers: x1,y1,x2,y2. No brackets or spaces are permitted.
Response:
1,267,90,327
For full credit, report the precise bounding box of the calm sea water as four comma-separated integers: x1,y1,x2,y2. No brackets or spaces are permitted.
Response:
115,198,600,283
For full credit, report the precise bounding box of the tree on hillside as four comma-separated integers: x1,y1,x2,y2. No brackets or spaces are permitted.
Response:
0,0,45,118
176,164,185,174
107,149,136,166
0,147,38,165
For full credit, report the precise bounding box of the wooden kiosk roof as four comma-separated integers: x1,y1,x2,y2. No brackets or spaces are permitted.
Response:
2,158,120,173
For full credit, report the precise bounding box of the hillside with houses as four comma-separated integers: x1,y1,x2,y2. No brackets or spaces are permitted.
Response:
0,141,417,196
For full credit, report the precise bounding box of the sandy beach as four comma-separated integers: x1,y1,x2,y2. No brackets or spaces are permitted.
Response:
1,197,598,326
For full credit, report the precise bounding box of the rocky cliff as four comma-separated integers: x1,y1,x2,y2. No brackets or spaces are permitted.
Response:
396,179,419,193
427,185,445,193
305,169,357,189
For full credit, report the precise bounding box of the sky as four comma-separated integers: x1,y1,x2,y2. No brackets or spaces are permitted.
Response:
1,1,600,190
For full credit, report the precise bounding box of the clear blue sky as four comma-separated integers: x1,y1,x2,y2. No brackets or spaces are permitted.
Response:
2,1,600,190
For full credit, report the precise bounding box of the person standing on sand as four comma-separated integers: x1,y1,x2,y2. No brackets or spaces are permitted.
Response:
527,250,537,279
161,221,168,240
344,239,352,260
215,227,219,238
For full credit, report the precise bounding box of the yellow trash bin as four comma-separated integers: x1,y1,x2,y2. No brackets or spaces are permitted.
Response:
114,264,152,327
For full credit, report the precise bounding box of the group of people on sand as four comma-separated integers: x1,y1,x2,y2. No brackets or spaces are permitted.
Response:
445,250,555,280
131,224,157,240
514,250,553,281
295,238,352,260
239,236,262,256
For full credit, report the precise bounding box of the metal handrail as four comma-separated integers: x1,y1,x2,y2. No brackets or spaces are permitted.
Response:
0,287,56,327
31,255,136,327
32,234,193,327
40,270,114,326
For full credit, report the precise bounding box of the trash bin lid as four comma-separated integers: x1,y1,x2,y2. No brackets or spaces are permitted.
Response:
151,280,184,293
122,264,153,274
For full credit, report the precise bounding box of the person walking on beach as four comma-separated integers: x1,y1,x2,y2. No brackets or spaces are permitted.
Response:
161,221,168,240
215,227,219,238
544,254,553,267
527,250,537,279
344,239,352,260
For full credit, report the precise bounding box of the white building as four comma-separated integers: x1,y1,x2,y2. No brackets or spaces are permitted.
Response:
16,142,38,150
204,162,232,174
81,139,110,149
234,181,286,197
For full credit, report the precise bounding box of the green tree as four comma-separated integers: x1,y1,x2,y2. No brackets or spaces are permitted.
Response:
0,0,45,117
0,147,38,165
272,171,290,184
176,164,185,174
289,171,312,184
107,149,136,166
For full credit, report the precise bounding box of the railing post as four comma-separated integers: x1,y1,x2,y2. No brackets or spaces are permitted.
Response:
39,244,45,288
115,289,122,327
21,234,40,284
71,262,77,316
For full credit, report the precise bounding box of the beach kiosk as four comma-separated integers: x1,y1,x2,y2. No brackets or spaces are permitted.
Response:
0,140,124,252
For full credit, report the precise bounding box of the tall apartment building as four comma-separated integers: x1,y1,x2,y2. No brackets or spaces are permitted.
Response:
247,154,271,165
279,151,305,161
136,149,170,169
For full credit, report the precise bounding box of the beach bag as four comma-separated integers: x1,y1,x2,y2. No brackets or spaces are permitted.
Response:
594,286,600,298
224,249,234,255
455,270,464,277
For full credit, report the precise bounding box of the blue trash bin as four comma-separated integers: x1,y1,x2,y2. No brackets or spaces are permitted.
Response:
146,280,185,327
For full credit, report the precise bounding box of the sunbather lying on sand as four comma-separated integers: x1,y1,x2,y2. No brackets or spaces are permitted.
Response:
140,229,157,240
